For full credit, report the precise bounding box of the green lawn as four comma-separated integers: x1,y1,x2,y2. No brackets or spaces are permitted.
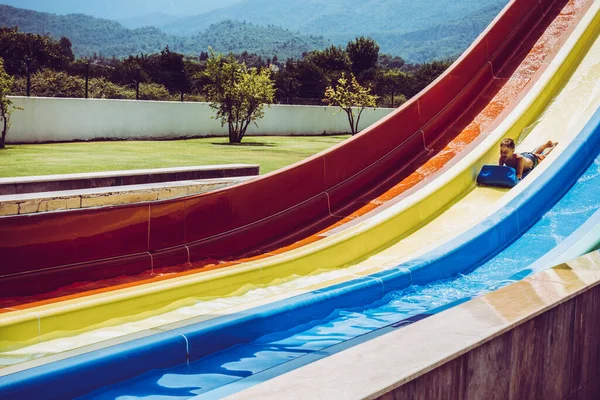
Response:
0,136,350,178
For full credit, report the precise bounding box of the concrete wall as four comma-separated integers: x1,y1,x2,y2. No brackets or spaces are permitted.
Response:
6,96,395,143
225,252,600,400
379,277,600,400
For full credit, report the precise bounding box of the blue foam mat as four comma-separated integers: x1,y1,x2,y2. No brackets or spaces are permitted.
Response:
477,165,519,187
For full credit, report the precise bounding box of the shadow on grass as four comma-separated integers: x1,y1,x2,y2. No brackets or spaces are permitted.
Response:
211,142,276,147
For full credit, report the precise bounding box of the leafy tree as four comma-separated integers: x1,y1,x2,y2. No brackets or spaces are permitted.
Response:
0,58,20,149
141,47,190,94
306,46,350,73
291,59,326,101
13,69,85,98
136,82,176,101
98,56,145,87
346,37,380,76
274,59,301,104
0,27,74,76
376,69,412,108
409,60,453,97
323,73,378,135
58,37,75,64
11,68,175,101
201,50,275,143
0,26,454,110
305,45,351,88
378,54,405,70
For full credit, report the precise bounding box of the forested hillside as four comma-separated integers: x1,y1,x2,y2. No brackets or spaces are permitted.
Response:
0,0,508,62
0,6,324,60
0,0,237,19
2,27,451,109
159,0,508,62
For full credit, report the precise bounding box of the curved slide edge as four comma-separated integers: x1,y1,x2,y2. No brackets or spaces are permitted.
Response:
404,108,600,285
509,207,600,280
1,102,599,400
0,0,575,297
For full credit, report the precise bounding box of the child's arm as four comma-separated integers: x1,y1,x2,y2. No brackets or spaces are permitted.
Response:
498,157,504,166
516,157,525,180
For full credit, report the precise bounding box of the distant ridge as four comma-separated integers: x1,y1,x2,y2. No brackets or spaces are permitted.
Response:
0,5,325,60
0,0,509,62
157,0,508,62
0,0,240,19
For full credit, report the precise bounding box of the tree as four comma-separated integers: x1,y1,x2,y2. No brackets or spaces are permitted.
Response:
323,73,378,135
0,28,74,76
273,59,301,104
409,60,452,97
58,37,75,64
305,45,351,87
0,58,20,149
154,47,189,94
202,50,275,144
376,69,411,108
307,45,350,73
11,68,175,101
346,37,380,76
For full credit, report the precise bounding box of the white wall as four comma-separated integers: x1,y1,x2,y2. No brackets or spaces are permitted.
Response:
7,97,395,143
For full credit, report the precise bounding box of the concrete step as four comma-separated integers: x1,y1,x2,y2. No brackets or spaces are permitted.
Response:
0,164,259,195
0,176,254,216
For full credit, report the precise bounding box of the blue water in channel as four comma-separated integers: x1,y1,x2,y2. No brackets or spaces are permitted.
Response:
82,155,600,400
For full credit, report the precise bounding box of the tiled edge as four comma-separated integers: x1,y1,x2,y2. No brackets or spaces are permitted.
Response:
0,177,250,216
225,251,600,400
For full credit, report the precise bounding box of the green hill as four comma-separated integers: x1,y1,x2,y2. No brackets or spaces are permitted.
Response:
0,5,324,60
0,0,509,62
159,0,508,62
0,0,238,19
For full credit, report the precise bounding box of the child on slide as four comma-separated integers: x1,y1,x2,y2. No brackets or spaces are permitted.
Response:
499,138,558,180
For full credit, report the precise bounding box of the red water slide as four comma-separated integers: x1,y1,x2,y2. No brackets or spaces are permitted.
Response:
0,0,586,299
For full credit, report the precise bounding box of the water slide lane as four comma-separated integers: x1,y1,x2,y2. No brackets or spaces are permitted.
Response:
3,81,600,400
0,0,586,301
0,0,596,356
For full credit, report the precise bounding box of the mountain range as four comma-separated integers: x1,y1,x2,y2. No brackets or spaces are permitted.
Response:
0,5,325,60
157,0,506,37
0,0,509,62
0,0,239,19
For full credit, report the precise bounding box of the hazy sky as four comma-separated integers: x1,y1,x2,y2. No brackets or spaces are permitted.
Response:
0,0,241,19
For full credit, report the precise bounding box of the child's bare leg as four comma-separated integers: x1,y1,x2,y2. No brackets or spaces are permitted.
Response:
533,140,557,155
